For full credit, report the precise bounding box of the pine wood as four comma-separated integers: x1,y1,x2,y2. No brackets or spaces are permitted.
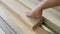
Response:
18,0,60,33
1,0,60,33
1,0,44,30
0,2,48,34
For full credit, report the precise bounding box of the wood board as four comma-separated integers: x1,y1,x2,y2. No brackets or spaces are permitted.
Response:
0,16,16,34
1,0,43,30
0,4,26,34
0,3,16,34
17,0,60,34
1,0,48,34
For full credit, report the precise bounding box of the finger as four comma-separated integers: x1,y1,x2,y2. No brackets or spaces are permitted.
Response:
40,17,43,20
37,17,40,20
38,16,43,20
36,16,41,20
26,14,35,19
26,14,31,17
31,16,37,19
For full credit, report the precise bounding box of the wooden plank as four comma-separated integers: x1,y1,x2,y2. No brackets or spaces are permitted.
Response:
0,2,48,34
17,0,60,33
43,9,60,34
0,16,16,34
0,4,26,34
16,0,39,9
1,0,43,30
0,28,5,34
0,4,16,34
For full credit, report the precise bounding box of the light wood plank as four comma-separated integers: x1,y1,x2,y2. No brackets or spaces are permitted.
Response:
1,0,43,30
0,2,48,34
17,0,60,33
0,4,16,34
17,0,39,9
0,4,26,34
0,16,16,34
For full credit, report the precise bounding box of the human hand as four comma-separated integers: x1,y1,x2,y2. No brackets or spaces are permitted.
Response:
26,9,42,20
